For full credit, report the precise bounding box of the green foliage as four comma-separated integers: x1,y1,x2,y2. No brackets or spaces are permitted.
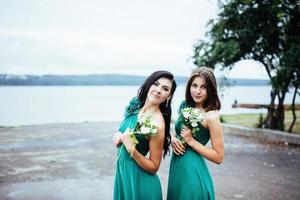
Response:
194,0,300,130
222,111,300,134
256,113,265,128
220,115,226,123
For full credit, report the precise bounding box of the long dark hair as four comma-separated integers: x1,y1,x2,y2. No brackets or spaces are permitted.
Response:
137,71,177,157
185,67,221,111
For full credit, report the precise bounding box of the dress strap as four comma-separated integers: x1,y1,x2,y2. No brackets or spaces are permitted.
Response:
177,100,189,115
124,97,141,117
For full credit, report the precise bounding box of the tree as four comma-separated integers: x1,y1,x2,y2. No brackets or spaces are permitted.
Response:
193,0,300,131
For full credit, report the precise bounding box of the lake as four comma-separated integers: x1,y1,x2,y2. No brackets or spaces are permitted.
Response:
0,85,298,126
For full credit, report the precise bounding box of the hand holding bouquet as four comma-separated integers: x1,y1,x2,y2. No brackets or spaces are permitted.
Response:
121,116,158,157
178,107,204,143
129,115,158,144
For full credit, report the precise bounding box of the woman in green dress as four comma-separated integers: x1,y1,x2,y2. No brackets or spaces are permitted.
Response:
167,67,224,200
113,71,177,200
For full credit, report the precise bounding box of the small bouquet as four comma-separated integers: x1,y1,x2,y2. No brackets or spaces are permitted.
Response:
179,107,204,141
128,115,158,144
118,116,158,158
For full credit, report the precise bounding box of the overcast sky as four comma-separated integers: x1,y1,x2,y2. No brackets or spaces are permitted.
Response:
0,0,268,79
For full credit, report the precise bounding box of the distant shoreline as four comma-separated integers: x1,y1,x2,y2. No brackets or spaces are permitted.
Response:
0,74,269,86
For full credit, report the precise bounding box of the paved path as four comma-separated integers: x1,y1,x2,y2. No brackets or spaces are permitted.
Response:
0,122,299,200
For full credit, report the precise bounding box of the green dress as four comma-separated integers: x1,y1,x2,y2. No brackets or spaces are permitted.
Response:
113,97,163,200
167,101,215,200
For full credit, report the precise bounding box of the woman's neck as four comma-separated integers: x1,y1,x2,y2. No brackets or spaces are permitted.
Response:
140,100,159,115
195,103,205,111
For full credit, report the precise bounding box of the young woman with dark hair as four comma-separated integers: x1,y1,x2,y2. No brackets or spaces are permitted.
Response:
167,67,224,200
113,70,177,200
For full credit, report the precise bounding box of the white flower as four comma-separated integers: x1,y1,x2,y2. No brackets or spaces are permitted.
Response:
191,121,198,127
141,126,151,134
182,111,190,119
152,128,158,133
180,107,205,137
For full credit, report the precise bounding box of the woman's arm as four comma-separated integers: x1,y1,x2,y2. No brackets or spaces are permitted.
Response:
131,125,164,173
181,111,224,164
120,116,165,174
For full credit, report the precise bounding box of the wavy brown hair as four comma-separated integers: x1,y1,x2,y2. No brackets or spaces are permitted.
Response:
185,67,221,111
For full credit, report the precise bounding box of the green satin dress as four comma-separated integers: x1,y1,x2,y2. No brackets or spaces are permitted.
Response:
167,101,215,200
113,97,163,200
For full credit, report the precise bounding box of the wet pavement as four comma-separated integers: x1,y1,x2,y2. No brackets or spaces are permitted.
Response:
0,122,299,200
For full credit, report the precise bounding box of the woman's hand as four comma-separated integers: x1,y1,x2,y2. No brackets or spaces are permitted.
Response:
113,132,122,147
171,135,185,155
120,130,136,155
180,126,196,148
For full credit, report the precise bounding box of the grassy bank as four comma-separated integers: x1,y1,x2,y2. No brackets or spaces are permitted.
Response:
222,111,300,134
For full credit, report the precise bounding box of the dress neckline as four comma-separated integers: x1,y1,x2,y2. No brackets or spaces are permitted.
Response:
199,121,209,131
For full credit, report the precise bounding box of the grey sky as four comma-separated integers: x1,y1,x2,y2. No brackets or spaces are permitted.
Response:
0,0,268,78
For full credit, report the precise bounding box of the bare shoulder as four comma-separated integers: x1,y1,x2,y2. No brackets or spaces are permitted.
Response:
205,110,222,135
205,110,220,122
153,111,165,131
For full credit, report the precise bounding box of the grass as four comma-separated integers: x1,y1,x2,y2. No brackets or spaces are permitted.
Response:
221,111,300,134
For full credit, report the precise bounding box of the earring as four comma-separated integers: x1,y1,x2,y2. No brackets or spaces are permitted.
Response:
165,98,170,107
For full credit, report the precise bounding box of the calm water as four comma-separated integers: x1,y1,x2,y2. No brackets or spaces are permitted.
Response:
0,85,298,126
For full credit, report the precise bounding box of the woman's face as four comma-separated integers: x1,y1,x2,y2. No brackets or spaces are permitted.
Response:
190,76,208,107
147,77,172,105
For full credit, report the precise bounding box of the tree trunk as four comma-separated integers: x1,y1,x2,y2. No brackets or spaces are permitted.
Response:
265,89,287,131
275,95,285,131
288,87,298,133
265,90,277,129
